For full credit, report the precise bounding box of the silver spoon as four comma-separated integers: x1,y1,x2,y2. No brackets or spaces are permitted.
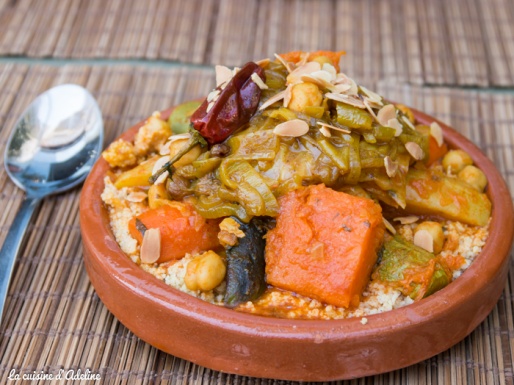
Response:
0,84,103,322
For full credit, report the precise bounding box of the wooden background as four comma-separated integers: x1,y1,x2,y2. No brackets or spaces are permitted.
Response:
0,1,513,384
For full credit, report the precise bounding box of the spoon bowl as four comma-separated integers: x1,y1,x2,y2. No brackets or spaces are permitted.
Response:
0,84,103,322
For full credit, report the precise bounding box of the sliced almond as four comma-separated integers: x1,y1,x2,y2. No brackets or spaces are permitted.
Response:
334,73,359,95
363,98,379,121
360,86,383,106
405,142,425,160
140,228,161,264
319,126,332,137
259,89,286,111
168,133,191,142
393,216,419,225
274,53,293,73
207,89,221,102
297,51,310,66
377,104,397,126
316,121,351,133
383,217,396,235
273,119,309,137
283,83,293,107
430,121,444,147
325,93,366,109
215,65,233,87
126,191,147,203
322,63,337,78
310,69,335,83
414,229,434,253
206,101,215,113
384,156,398,178
401,115,416,130
251,72,269,90
232,67,240,76
387,118,403,136
332,83,353,93
287,61,321,84
152,156,170,175
154,170,169,185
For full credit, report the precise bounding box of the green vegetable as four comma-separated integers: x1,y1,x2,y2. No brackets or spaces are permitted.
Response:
224,217,270,307
375,236,452,300
336,102,372,130
168,101,202,134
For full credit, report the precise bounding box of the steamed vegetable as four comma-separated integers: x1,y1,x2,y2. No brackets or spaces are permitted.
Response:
265,184,385,308
374,236,453,300
406,169,491,226
224,217,268,307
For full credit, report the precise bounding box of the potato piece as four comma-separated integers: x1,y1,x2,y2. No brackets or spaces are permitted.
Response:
406,169,491,226
114,155,159,188
265,184,385,308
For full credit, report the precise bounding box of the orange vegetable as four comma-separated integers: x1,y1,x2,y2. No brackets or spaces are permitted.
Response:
265,184,385,308
129,203,221,263
427,136,448,166
278,50,346,72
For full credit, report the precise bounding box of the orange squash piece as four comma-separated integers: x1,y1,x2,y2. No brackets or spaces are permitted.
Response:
279,50,346,72
427,135,448,166
265,184,385,308
129,203,221,263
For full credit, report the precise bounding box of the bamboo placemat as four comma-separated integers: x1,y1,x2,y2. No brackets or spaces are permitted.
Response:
0,0,513,87
0,64,513,384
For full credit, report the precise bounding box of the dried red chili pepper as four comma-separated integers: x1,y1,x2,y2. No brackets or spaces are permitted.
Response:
190,62,265,144
150,62,265,183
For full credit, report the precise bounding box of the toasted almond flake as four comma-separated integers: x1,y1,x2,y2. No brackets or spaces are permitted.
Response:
384,156,398,178
393,216,420,225
301,74,343,93
333,83,353,93
377,104,397,126
325,93,366,108
316,121,351,133
159,143,171,155
383,217,396,235
259,89,286,111
414,229,434,253
334,73,359,95
152,156,170,176
273,119,309,137
399,115,414,131
256,58,270,68
405,142,425,160
168,132,191,142
232,67,240,76
319,126,332,137
360,317,368,325
140,228,161,264
430,121,444,147
251,72,269,90
387,118,403,136
283,84,293,107
363,98,379,121
126,191,147,203
206,101,215,113
360,86,383,105
207,89,221,102
364,97,384,110
287,61,321,84
154,170,169,185
322,63,337,77
215,65,233,87
274,53,293,73
310,69,335,83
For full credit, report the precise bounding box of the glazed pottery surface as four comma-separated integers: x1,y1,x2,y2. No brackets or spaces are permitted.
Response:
79,106,514,381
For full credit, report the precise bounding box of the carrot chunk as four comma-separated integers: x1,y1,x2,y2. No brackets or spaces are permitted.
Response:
129,203,221,263
265,184,385,308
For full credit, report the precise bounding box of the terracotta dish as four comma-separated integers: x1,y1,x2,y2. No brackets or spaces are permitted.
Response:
80,106,513,381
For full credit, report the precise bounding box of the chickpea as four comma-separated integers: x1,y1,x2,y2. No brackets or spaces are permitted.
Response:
441,149,473,174
168,138,202,168
184,251,226,291
288,82,323,112
414,221,445,254
458,165,487,192
396,104,415,124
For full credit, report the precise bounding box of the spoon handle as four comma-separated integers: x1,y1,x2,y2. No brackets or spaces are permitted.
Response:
0,197,40,323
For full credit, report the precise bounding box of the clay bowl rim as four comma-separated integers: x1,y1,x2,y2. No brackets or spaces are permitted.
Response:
80,105,514,380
